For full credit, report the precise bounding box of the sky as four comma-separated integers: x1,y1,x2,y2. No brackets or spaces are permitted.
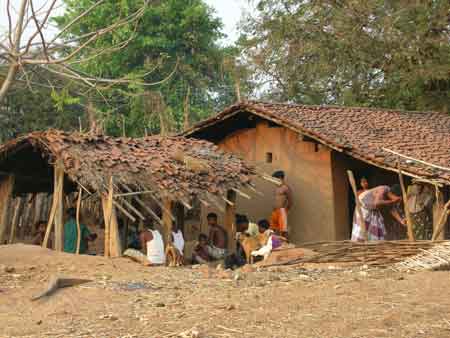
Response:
0,0,251,44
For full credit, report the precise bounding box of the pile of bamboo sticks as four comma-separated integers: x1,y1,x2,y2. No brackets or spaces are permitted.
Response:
299,240,447,267
393,242,450,271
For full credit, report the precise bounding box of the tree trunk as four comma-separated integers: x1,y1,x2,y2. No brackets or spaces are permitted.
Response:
183,86,191,131
0,0,28,103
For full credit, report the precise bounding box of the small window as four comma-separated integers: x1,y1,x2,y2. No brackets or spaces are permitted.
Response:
266,152,273,163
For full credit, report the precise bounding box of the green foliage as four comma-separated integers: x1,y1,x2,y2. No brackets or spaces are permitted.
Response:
54,0,252,135
241,0,450,112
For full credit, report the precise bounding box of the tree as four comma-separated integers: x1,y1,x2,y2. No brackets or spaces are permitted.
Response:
55,0,253,136
240,1,450,112
0,0,149,103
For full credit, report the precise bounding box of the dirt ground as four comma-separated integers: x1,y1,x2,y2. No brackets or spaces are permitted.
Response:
1,244,450,338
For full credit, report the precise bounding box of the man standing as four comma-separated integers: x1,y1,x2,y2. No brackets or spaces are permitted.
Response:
63,208,97,254
207,212,228,260
270,170,292,239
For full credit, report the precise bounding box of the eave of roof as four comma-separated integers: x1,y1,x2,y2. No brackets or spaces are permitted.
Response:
183,101,450,185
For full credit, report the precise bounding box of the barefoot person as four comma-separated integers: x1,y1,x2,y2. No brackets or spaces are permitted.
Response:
352,184,406,241
207,213,227,260
63,208,97,254
270,170,293,238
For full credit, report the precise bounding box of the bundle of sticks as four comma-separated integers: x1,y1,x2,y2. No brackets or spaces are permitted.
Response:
297,240,448,267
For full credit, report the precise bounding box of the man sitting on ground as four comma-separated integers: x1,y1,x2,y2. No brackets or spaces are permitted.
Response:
207,213,228,260
192,233,212,264
139,222,165,265
32,220,52,248
63,208,97,254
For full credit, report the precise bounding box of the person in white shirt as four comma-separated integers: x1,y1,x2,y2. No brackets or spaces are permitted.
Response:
139,223,165,265
171,222,185,256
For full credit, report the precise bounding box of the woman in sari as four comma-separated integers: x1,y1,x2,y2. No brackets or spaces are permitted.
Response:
352,184,406,241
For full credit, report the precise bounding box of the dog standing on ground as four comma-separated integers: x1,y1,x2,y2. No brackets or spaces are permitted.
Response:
238,232,270,264
165,242,183,267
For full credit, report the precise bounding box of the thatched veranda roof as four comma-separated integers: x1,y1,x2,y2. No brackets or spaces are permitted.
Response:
0,130,255,203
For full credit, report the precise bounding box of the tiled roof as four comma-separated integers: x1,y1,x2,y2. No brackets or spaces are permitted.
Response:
0,130,255,201
184,101,450,184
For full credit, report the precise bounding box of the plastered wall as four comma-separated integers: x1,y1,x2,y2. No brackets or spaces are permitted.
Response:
218,121,337,244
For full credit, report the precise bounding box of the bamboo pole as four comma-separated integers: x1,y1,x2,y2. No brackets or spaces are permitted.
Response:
162,198,173,245
432,199,450,241
54,165,65,251
398,165,415,241
0,175,14,244
432,188,445,240
75,188,82,254
347,170,367,241
224,190,237,253
8,198,23,244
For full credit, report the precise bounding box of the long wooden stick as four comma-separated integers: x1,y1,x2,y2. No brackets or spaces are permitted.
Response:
232,188,251,200
432,200,450,241
347,170,367,241
75,187,82,254
113,200,136,222
398,165,415,241
384,148,450,173
120,184,170,223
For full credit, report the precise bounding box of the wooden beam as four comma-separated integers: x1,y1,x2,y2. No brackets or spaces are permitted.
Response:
224,190,237,253
0,175,14,244
162,198,173,245
232,188,251,200
75,188,82,254
119,183,170,223
8,198,23,244
347,170,367,241
54,164,65,252
113,200,137,223
432,199,450,241
432,188,445,240
398,165,415,242
384,148,450,173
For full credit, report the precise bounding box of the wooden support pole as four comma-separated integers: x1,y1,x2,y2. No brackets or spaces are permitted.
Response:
0,175,14,244
43,163,64,250
232,188,251,200
9,198,23,244
54,165,65,251
398,165,415,241
224,190,237,253
75,188,82,254
432,199,450,241
101,177,122,258
162,198,173,245
432,188,445,240
347,170,367,241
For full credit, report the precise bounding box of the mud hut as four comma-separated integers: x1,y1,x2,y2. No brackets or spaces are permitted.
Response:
0,130,257,256
184,101,450,244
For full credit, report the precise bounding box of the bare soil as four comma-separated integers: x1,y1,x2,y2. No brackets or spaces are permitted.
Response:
1,244,450,338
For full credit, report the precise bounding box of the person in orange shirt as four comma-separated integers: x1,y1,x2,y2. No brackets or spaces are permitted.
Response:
270,170,292,239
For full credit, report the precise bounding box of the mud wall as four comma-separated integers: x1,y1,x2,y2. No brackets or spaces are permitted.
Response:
218,121,337,244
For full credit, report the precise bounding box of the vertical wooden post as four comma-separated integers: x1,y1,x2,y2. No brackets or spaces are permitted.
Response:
175,202,185,234
347,170,367,241
0,175,15,244
9,198,24,244
75,187,82,254
433,188,445,240
224,190,237,253
101,177,122,257
162,198,173,245
43,162,64,250
54,165,65,251
398,166,415,241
